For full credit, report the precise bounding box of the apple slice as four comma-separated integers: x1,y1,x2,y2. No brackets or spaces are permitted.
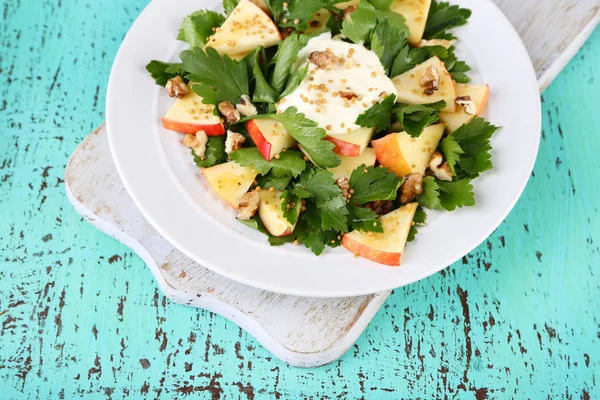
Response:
372,124,445,177
161,90,225,135
325,127,375,157
389,0,433,46
305,9,331,34
342,203,419,266
246,118,297,161
206,0,282,58
202,161,259,209
258,189,300,237
439,83,490,133
249,0,270,14
392,56,456,113
328,148,376,180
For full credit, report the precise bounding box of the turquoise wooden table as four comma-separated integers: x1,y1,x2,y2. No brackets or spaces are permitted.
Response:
1,0,599,398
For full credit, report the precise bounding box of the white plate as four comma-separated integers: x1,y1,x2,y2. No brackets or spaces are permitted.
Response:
107,0,541,297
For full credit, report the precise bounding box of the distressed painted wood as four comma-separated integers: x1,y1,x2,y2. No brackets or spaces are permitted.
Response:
1,0,599,397
64,130,388,368
495,0,600,91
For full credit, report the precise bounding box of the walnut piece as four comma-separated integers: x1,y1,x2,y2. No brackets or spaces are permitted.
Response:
428,151,453,181
236,94,258,117
218,101,241,123
165,76,189,99
309,51,336,70
225,130,246,154
419,66,440,95
237,191,260,220
365,200,395,216
399,173,424,205
183,130,208,158
455,96,477,115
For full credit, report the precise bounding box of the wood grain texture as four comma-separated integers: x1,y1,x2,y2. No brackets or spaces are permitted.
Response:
64,132,388,368
1,0,599,398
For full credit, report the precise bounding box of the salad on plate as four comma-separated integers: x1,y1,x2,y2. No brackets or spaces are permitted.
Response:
146,0,499,266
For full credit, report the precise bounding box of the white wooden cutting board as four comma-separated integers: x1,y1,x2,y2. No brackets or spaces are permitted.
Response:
65,0,599,368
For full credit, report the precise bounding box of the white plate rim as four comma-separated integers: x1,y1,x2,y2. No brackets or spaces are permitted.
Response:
106,0,541,298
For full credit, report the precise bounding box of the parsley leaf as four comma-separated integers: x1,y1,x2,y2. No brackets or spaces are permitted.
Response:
280,63,309,98
229,148,272,174
229,148,307,177
424,1,472,40
256,173,292,190
437,179,475,211
177,10,225,48
390,46,430,77
418,176,443,210
270,34,302,94
281,190,302,225
279,0,324,30
341,1,377,44
369,0,394,10
292,167,341,201
271,107,340,168
407,205,427,242
437,45,472,83
393,101,446,137
146,61,185,86
239,216,270,235
356,94,397,131
348,205,384,233
252,62,279,103
192,136,227,168
349,164,403,205
452,117,499,178
370,19,409,73
418,177,475,211
223,0,239,15
181,47,249,104
439,135,464,175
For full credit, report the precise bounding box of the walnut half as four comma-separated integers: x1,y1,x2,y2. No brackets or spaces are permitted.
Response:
419,66,440,95
428,151,453,181
237,191,260,220
165,76,189,99
183,130,208,158
236,94,258,117
399,173,424,205
218,101,241,123
455,96,477,115
225,130,246,154
309,51,336,70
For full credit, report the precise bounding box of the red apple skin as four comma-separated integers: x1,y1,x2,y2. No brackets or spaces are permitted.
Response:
324,136,361,157
246,120,273,161
161,118,225,136
341,235,401,266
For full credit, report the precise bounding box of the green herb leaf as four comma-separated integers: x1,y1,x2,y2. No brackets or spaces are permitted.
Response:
270,34,302,93
355,94,397,132
192,136,227,168
407,205,426,242
270,150,307,177
370,19,409,73
393,101,446,137
292,168,341,201
390,46,430,77
223,0,239,15
177,10,226,47
256,173,293,190
369,0,394,10
280,63,309,98
146,61,185,86
281,190,302,225
439,135,464,175
347,205,384,233
279,0,324,30
452,117,499,178
424,0,472,40
341,1,377,44
238,216,270,235
228,148,272,175
252,62,279,103
318,196,349,232
418,176,443,210
181,47,249,104
271,107,340,168
349,164,403,205
437,179,475,211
